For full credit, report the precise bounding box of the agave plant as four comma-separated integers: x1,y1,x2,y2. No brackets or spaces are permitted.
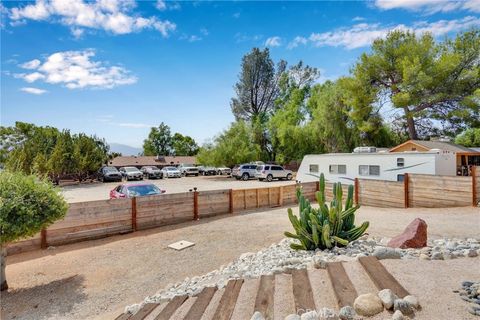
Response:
284,173,369,250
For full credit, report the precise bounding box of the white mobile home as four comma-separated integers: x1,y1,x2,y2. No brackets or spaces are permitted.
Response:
297,150,456,184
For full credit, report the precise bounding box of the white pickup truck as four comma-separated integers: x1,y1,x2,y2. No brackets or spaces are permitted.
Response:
177,164,199,176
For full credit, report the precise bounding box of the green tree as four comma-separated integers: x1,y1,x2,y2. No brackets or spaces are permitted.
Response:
350,29,480,139
171,133,199,156
73,134,108,181
0,171,68,291
231,48,287,159
143,123,172,156
47,130,76,183
196,121,260,167
455,128,480,147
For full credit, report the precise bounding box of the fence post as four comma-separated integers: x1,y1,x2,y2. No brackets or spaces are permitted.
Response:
404,173,409,208
40,228,47,249
229,189,234,214
279,186,284,206
354,178,359,205
472,166,477,207
193,188,199,220
131,197,137,231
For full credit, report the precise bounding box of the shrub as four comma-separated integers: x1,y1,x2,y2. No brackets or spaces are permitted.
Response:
284,173,369,250
0,171,68,290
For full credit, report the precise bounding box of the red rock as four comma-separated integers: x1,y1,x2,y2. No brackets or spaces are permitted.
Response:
388,218,427,249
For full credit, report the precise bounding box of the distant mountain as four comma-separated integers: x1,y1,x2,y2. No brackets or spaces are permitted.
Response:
109,143,142,156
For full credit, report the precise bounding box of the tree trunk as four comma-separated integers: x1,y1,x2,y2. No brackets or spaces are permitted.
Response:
1,245,7,291
404,108,418,140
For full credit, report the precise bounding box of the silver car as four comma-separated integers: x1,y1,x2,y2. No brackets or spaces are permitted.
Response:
119,166,143,181
256,165,293,182
232,164,258,181
161,166,182,178
140,166,163,179
177,164,199,176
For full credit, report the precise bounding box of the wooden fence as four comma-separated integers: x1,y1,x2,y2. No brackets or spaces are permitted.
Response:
7,170,479,255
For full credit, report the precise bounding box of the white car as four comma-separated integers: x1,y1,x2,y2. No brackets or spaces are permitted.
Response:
161,166,182,178
256,165,293,182
216,167,232,175
177,163,199,176
119,166,143,181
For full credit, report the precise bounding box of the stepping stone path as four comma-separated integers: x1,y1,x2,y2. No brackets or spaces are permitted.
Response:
115,257,415,320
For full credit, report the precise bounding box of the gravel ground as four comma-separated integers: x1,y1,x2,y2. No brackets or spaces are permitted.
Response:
61,175,295,203
2,206,479,320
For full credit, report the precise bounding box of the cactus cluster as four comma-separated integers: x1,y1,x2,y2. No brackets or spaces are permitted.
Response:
284,173,369,251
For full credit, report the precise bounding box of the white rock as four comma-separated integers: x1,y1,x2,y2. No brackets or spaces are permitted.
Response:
373,247,401,260
285,315,301,320
392,309,404,320
403,295,420,309
394,299,413,315
251,311,265,320
354,293,384,316
338,305,355,320
300,310,319,320
378,289,397,309
318,307,337,319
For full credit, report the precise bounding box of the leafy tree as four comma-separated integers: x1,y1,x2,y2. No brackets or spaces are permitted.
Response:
455,128,480,147
0,171,68,291
171,133,199,156
73,134,108,181
47,130,76,183
196,121,260,167
143,123,172,156
350,29,480,139
231,48,287,121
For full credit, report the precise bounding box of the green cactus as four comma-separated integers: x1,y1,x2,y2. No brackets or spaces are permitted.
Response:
284,173,369,251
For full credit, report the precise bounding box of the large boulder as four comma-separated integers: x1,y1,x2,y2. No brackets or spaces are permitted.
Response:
388,218,427,249
354,293,384,316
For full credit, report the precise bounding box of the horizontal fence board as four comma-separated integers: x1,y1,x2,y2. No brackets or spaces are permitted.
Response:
6,235,41,255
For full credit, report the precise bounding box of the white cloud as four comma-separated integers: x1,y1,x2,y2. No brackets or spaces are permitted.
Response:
20,59,41,69
233,12,241,19
374,0,480,14
8,0,176,37
352,16,365,22
306,16,480,49
200,28,209,36
265,36,281,47
155,0,167,11
287,36,308,49
15,49,137,90
20,87,47,95
155,0,180,11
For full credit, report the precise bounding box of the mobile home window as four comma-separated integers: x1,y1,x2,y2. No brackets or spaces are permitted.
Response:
358,165,380,176
309,164,319,173
397,158,404,167
329,164,346,174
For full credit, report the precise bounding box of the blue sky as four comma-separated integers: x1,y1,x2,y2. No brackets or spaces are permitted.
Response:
1,0,479,148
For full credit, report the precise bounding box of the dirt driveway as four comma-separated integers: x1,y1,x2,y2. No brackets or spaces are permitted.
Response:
61,175,294,203
2,206,479,320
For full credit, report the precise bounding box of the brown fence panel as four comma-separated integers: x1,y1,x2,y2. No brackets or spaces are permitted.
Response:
358,179,404,208
198,189,230,218
136,192,194,229
282,185,298,205
47,198,132,246
408,174,472,208
6,234,41,255
232,189,246,211
300,182,317,201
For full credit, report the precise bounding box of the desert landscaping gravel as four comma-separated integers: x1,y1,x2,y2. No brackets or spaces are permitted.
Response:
2,206,480,319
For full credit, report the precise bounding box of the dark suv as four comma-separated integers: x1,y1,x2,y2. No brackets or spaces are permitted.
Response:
232,164,258,180
97,166,123,182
